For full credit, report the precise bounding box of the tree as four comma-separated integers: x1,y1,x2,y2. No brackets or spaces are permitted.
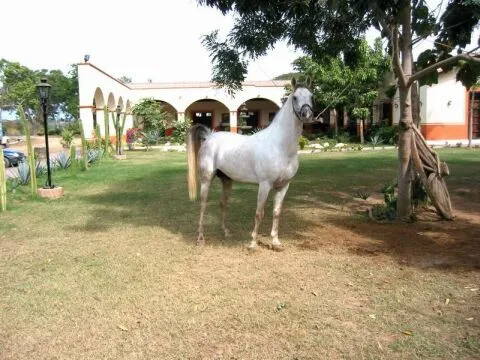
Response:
0,59,39,120
131,98,171,133
294,38,391,141
0,60,79,123
118,76,132,84
198,0,480,219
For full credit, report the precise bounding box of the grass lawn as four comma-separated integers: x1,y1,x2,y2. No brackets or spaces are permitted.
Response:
1,148,479,359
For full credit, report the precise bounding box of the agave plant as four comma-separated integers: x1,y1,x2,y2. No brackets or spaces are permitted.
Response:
54,152,71,169
87,148,104,164
35,160,46,177
14,162,30,185
369,134,384,150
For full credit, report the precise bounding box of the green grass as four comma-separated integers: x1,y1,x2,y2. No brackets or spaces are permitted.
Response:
1,148,479,359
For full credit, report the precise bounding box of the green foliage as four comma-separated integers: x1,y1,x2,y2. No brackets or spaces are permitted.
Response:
295,38,390,119
79,120,88,171
60,128,74,148
131,98,171,132
369,134,384,149
70,145,78,175
171,117,192,144
370,181,398,221
54,152,71,169
18,104,37,196
0,148,6,211
0,60,78,121
197,1,480,94
13,162,31,185
103,106,110,154
87,149,104,164
201,30,248,93
112,112,127,155
299,136,308,150
368,123,399,146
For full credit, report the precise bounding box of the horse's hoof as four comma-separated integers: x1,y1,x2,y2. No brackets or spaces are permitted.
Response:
247,243,257,251
224,229,231,238
197,235,205,246
271,243,285,252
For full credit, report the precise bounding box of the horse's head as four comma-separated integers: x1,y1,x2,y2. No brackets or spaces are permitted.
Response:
291,77,314,123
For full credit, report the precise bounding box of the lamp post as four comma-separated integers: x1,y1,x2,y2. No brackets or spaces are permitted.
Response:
36,78,54,189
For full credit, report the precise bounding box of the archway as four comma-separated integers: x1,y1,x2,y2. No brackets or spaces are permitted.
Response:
185,99,229,130
237,98,280,131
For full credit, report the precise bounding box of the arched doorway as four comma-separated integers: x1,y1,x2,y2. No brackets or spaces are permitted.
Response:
186,99,229,130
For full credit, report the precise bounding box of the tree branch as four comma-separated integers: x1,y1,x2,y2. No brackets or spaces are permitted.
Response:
370,3,392,39
392,24,408,88
408,53,480,86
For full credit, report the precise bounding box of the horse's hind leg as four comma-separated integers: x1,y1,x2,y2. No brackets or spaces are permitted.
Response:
249,182,271,250
270,183,290,250
197,177,212,246
220,178,233,238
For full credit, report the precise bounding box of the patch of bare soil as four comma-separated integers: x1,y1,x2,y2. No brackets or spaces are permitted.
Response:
7,136,66,154
297,193,480,270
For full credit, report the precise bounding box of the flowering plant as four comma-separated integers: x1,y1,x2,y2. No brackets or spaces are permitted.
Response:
126,128,141,144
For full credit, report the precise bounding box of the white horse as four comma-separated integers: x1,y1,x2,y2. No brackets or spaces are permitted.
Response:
187,78,314,250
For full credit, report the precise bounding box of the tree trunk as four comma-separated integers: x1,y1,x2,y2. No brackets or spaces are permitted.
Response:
469,90,474,148
411,81,421,128
359,119,364,144
395,2,414,220
332,108,338,137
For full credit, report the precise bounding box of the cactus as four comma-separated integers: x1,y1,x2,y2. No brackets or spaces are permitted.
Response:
18,105,37,196
0,148,7,211
70,145,78,175
103,105,110,154
112,111,127,155
79,120,88,171
94,123,102,149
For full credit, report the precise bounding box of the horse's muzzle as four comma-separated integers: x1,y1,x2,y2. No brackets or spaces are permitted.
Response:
298,104,313,123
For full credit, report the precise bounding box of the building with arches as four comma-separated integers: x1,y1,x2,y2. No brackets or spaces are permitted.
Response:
78,62,288,140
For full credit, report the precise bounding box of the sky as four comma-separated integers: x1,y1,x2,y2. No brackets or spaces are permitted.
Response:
1,0,303,83
1,0,478,84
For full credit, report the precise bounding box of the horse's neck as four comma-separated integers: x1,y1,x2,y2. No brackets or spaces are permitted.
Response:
267,97,303,154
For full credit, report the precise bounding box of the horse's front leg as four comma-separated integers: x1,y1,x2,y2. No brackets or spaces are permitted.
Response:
220,178,233,238
271,183,290,250
249,182,271,250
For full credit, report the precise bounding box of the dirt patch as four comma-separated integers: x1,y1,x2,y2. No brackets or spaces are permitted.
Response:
6,136,67,154
297,194,480,271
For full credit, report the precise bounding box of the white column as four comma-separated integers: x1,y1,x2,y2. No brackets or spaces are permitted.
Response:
230,111,238,133
79,107,95,139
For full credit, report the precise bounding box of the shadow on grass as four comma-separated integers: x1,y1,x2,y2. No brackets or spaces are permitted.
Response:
74,150,480,270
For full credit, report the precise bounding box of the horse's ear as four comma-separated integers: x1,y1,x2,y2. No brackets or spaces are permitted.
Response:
291,77,297,89
306,76,313,89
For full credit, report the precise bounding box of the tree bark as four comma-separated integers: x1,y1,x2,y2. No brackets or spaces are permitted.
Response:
469,90,474,148
395,2,414,220
359,118,364,144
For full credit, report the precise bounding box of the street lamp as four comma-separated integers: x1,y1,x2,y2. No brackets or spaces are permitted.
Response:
36,78,54,189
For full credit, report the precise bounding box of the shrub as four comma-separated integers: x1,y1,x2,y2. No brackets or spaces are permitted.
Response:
299,136,309,150
126,128,141,144
171,117,192,144
60,128,74,148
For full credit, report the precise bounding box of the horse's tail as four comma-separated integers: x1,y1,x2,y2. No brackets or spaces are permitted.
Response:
187,124,211,201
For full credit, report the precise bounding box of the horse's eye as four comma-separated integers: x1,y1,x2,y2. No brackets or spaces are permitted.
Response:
293,96,297,102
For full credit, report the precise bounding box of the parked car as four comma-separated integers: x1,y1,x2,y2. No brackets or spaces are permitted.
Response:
3,148,26,167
